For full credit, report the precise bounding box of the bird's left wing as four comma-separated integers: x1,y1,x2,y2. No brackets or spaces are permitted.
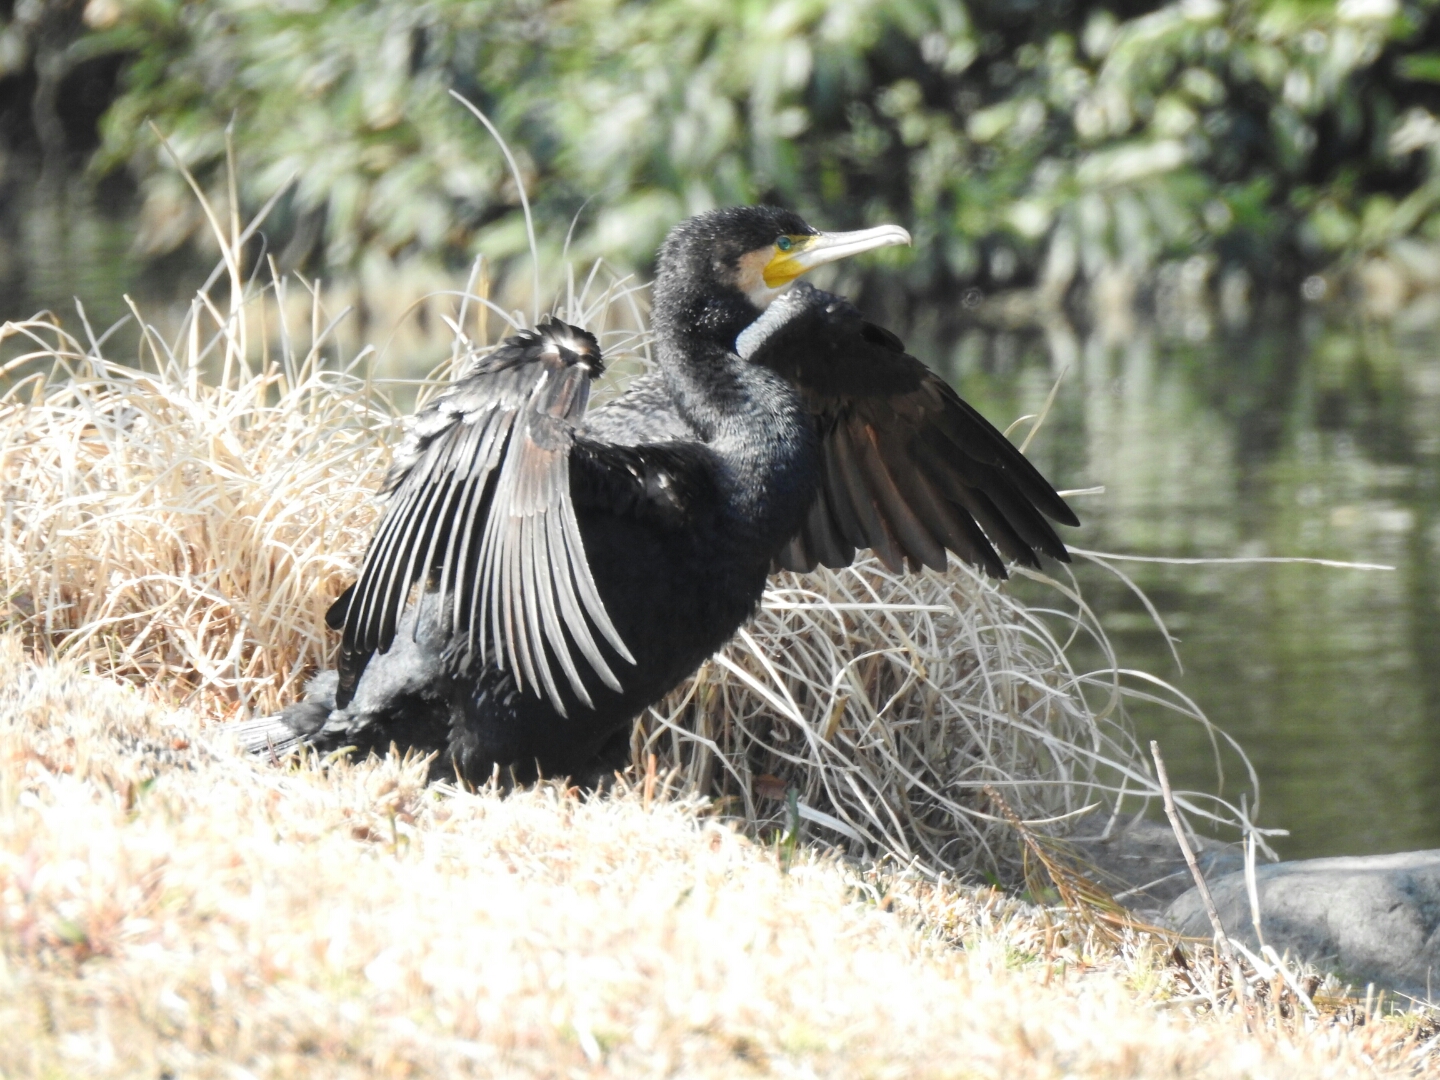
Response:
740,282,1079,577
331,318,634,715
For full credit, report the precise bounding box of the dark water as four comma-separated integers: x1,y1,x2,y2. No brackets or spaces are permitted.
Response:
0,177,202,353
4,191,1438,862
934,310,1440,861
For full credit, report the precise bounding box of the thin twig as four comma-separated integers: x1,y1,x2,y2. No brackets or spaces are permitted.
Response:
1244,818,1265,952
1151,740,1233,960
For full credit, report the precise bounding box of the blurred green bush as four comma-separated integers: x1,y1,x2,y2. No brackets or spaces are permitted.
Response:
20,0,1440,293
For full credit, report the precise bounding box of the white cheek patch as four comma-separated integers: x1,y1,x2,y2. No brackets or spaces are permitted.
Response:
735,248,790,309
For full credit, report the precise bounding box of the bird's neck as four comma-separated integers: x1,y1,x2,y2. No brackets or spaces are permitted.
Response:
653,297,817,553
651,289,757,426
651,284,753,356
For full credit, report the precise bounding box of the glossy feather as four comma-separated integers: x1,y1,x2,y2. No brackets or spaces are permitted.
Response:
745,281,1077,577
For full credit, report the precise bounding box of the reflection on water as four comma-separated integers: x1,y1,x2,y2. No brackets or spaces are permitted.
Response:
930,309,1440,861
0,180,534,385
4,190,1437,862
0,177,154,335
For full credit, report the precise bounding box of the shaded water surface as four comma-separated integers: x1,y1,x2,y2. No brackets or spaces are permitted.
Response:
0,178,205,354
929,309,1440,860
3,197,1437,861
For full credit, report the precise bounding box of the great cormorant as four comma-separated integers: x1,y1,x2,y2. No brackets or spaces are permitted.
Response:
239,206,1078,783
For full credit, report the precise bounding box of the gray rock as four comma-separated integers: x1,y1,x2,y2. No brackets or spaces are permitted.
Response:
1163,849,1440,1001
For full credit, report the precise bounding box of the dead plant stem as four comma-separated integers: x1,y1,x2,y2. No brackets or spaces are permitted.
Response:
1151,740,1233,960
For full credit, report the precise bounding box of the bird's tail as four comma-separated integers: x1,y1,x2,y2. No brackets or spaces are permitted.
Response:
232,711,310,759
233,670,340,760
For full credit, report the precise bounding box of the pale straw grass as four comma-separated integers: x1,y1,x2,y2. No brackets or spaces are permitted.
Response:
0,287,392,719
0,259,1257,885
638,552,1259,884
1,637,1437,1078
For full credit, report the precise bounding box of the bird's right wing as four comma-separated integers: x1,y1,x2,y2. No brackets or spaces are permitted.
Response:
331,319,634,715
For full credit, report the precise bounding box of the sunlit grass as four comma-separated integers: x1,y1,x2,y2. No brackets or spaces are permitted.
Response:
0,226,1268,888
0,637,1436,1078
0,129,1279,887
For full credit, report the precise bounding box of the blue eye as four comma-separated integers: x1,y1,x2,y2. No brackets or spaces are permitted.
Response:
776,236,793,252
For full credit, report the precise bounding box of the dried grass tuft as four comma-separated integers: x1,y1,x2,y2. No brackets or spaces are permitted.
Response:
637,552,1252,882
2,281,1253,882
0,293,392,718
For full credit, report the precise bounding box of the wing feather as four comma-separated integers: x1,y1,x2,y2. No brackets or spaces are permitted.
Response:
804,487,855,569
929,385,1079,527
419,417,483,613
381,430,470,648
910,432,1055,565
354,467,433,651
828,422,905,571
852,418,948,571
435,419,496,635
775,532,813,574
444,408,510,641
820,436,868,550
335,319,637,715
743,282,1077,578
898,455,1005,577
560,482,634,665
517,512,546,700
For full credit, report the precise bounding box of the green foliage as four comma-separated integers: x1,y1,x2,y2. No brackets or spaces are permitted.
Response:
78,0,1440,289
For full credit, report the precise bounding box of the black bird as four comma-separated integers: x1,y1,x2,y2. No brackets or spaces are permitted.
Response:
239,206,1078,784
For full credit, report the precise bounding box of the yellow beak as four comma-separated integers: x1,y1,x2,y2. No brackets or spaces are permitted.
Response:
762,224,913,288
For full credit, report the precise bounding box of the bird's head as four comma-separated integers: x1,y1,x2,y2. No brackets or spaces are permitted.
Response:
653,206,911,335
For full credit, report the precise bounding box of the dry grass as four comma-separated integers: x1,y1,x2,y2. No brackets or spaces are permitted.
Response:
0,296,392,719
0,136,1270,882
0,637,1436,1078
641,557,1220,883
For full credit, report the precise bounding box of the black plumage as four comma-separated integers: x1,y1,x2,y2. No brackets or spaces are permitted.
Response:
239,206,1078,784
745,282,1076,578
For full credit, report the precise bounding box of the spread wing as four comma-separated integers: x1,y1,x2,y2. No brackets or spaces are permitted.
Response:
331,318,634,716
740,282,1079,577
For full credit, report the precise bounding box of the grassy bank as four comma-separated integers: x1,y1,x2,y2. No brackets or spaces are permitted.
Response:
0,638,1436,1078
0,246,1253,884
